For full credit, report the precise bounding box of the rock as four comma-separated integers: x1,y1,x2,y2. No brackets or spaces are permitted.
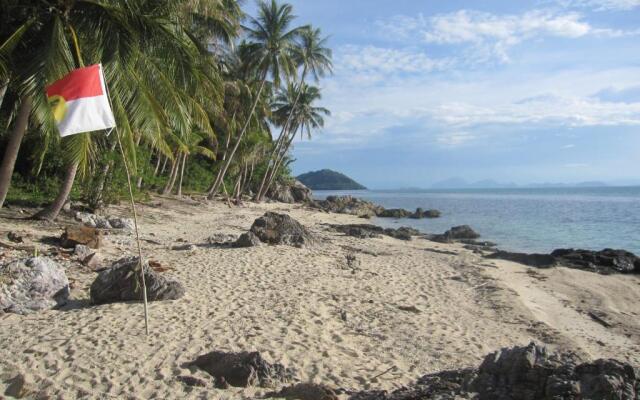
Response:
171,244,197,251
268,383,339,400
60,226,102,249
430,225,480,243
7,232,24,243
191,350,293,388
349,342,640,400
551,248,640,274
108,217,135,231
206,233,238,245
487,248,640,275
330,224,420,241
377,208,411,218
384,226,420,241
90,257,185,305
234,232,262,248
4,374,35,398
314,196,384,218
250,212,315,247
73,244,94,259
487,251,556,268
0,257,70,314
82,252,103,270
398,305,421,314
177,375,207,387
267,180,313,203
410,208,441,219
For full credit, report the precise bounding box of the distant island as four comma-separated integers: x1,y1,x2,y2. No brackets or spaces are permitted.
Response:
430,178,608,190
297,169,367,190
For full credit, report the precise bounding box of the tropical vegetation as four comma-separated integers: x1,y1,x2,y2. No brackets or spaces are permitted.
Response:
0,0,332,217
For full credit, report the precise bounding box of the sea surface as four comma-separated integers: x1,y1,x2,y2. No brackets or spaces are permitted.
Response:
313,187,640,254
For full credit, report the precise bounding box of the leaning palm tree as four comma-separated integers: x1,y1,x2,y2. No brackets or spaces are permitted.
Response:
207,0,303,199
262,83,329,196
255,25,332,201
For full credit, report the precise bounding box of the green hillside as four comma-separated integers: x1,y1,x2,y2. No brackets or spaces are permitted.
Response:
297,169,367,190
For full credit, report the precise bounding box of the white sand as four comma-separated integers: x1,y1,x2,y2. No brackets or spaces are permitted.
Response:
1,197,639,399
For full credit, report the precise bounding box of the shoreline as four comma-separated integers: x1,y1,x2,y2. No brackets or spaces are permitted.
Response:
1,196,639,398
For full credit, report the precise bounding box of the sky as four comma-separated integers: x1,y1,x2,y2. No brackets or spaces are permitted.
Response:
247,0,640,189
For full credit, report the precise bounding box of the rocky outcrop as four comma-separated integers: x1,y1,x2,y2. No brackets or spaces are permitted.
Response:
90,257,185,305
60,226,103,249
75,212,134,231
428,225,481,243
377,208,411,218
267,180,313,204
350,342,640,400
191,351,293,388
313,196,384,218
267,383,339,400
488,248,640,275
330,224,421,241
250,212,316,247
0,257,69,314
234,232,262,248
410,208,441,219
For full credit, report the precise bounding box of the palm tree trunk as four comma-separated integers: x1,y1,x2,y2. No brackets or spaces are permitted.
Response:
0,97,32,209
261,124,302,201
0,80,8,111
92,140,118,210
32,162,78,221
162,156,178,195
153,153,162,176
160,156,169,175
207,77,267,200
177,153,187,197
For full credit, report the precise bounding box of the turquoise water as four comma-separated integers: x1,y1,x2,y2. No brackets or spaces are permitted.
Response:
313,187,640,254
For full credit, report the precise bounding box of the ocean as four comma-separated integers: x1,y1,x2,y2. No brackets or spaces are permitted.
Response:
313,187,640,254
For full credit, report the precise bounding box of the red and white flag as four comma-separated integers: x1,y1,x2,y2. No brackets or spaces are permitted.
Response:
46,64,116,137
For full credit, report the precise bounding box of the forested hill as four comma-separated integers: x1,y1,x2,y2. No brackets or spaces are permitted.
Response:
297,169,367,190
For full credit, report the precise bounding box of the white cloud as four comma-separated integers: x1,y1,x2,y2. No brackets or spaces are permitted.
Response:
562,144,576,148
553,0,640,10
336,45,453,77
377,9,635,63
436,131,477,147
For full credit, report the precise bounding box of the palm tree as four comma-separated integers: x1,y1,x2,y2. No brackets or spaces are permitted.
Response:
255,25,332,201
262,83,328,196
206,0,303,199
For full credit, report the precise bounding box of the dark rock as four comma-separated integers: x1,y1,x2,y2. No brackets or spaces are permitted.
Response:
177,375,207,387
430,225,480,243
171,244,197,251
487,251,557,268
377,208,411,218
60,226,103,249
267,383,339,400
574,359,637,399
398,305,421,314
250,212,315,247
7,232,24,243
234,232,262,248
551,248,640,274
384,227,420,241
0,257,69,314
191,350,293,388
4,374,34,398
313,196,384,218
90,257,185,305
410,208,441,219
330,224,420,241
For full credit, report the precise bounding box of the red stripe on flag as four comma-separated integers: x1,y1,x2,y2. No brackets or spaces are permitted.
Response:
46,64,104,101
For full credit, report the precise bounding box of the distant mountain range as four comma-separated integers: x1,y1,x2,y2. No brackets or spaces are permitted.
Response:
430,178,609,189
297,169,366,190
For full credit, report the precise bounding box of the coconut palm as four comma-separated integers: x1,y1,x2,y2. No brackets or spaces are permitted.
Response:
206,0,303,199
255,25,332,201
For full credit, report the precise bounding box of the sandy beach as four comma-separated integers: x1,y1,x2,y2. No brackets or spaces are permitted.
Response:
1,197,639,399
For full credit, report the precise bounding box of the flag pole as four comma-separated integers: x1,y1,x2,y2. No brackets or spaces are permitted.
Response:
102,65,150,336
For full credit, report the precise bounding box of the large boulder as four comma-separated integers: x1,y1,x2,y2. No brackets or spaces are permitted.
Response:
234,232,262,248
90,257,185,305
191,351,293,388
0,257,70,314
410,208,441,219
430,225,480,243
377,208,411,218
60,226,103,249
267,180,313,204
250,212,315,247
551,248,640,274
314,196,384,218
487,251,557,268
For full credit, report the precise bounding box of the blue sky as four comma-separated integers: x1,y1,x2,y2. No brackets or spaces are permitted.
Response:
248,0,640,188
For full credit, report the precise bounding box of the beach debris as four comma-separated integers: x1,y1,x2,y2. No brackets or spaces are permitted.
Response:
191,350,293,388
266,383,339,400
488,248,640,275
587,311,613,328
177,375,207,387
90,257,185,305
171,243,197,251
234,232,262,248
397,305,421,314
267,180,313,204
250,212,315,247
345,253,360,271
0,257,70,314
340,309,348,322
60,226,103,249
7,232,24,243
349,342,640,400
74,212,134,231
